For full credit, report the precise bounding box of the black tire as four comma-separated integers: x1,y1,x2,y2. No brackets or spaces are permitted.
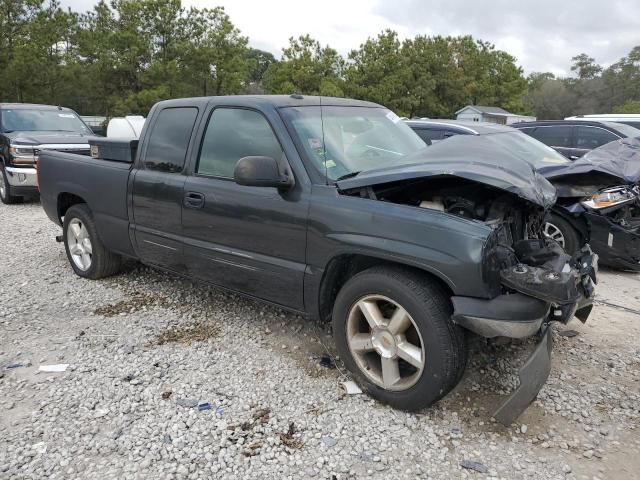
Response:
0,164,22,204
63,204,122,279
332,265,467,411
545,213,581,255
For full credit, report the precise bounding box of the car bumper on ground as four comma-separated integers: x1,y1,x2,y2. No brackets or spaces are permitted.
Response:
450,245,598,424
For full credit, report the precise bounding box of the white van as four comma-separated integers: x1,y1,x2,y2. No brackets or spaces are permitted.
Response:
565,114,640,129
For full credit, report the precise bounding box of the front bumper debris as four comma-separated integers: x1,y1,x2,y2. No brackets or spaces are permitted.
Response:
451,293,549,338
452,242,597,424
493,326,552,425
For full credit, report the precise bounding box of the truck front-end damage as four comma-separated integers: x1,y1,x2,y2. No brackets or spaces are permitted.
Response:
336,136,598,424
456,228,596,424
430,187,598,425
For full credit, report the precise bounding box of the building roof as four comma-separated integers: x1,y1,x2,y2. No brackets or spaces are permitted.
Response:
455,105,511,115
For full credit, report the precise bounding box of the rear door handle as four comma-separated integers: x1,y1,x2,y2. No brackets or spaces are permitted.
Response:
569,155,580,160
184,191,205,208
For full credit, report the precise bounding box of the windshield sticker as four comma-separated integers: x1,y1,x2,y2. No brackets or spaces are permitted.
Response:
58,113,75,118
385,111,401,123
308,138,323,149
322,160,336,168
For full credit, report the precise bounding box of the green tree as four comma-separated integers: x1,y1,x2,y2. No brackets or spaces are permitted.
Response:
603,46,640,109
344,30,415,115
346,33,527,118
246,48,276,86
570,53,602,79
525,78,577,119
613,100,640,113
262,35,344,96
178,6,249,98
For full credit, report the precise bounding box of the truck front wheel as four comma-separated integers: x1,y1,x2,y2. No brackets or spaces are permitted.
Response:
63,204,122,279
332,266,467,410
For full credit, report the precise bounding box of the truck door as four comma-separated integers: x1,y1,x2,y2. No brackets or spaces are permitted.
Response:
131,106,199,272
181,106,308,310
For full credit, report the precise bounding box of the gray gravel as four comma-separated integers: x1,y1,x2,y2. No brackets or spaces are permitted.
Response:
1,201,639,480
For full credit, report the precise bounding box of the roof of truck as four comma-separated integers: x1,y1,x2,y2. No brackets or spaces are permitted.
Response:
154,95,382,109
0,103,76,111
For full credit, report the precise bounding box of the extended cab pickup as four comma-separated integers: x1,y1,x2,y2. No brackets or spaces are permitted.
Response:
0,103,93,204
38,95,597,424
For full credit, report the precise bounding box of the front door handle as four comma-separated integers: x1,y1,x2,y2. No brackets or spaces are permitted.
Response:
569,155,580,160
184,191,205,208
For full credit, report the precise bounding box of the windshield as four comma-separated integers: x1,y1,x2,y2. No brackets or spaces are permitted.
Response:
280,106,426,180
608,122,640,138
475,131,569,168
0,108,91,134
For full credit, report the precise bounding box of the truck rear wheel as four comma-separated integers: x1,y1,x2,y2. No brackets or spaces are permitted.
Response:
0,165,21,204
332,266,467,411
63,204,122,279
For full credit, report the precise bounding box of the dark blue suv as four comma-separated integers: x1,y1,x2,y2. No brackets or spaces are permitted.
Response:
512,120,640,159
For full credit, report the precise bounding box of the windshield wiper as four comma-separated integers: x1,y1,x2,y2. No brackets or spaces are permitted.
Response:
336,171,361,181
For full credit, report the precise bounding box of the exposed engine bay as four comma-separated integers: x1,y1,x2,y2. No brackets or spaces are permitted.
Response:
342,176,596,322
348,176,547,242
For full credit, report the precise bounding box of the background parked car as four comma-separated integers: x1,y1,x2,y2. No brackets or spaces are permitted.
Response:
565,114,640,129
406,119,640,269
0,103,93,204
512,120,640,159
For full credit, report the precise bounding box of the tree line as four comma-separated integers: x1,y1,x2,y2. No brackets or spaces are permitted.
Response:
1,0,639,119
526,51,640,119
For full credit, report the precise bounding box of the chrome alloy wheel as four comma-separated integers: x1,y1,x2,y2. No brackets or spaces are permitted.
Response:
346,295,425,391
67,218,93,271
543,222,566,248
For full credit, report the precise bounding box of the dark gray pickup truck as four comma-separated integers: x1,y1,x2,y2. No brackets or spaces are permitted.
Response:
38,95,597,424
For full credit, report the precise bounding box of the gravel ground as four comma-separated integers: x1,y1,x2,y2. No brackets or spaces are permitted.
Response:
0,200,639,480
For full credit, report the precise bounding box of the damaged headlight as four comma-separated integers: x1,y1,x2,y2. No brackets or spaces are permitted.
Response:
581,186,638,210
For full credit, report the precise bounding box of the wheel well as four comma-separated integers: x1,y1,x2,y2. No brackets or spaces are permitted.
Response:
317,254,453,323
549,209,588,242
57,193,86,220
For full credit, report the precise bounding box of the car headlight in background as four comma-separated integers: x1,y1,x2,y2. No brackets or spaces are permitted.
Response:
9,145,38,165
581,185,638,210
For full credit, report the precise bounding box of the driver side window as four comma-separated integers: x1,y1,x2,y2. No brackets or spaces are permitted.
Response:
197,108,284,178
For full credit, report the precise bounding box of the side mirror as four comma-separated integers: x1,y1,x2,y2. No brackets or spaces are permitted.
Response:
233,156,294,190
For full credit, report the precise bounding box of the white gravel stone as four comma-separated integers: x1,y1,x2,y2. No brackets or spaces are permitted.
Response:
1,201,639,479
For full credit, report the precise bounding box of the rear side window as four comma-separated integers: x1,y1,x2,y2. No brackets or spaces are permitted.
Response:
413,128,444,145
144,107,198,172
197,108,283,178
528,126,573,148
575,126,618,149
620,121,640,129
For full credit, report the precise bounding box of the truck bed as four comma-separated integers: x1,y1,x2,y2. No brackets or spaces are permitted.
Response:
38,150,135,257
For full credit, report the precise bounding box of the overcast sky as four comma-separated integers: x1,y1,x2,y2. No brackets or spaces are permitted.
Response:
61,0,640,77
